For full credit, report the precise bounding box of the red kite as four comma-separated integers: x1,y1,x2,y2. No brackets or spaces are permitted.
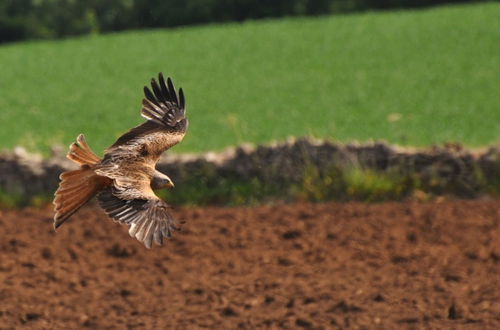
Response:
53,73,188,248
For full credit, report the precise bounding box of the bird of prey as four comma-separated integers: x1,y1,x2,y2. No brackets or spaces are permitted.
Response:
53,73,188,248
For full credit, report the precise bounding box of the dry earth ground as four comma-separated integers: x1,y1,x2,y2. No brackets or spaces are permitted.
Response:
0,199,499,329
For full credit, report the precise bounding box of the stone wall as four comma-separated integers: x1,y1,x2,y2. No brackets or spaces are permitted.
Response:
1,139,498,203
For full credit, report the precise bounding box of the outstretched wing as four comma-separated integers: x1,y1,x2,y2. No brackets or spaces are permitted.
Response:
141,73,186,127
105,73,188,159
94,73,188,248
94,73,187,248
98,186,182,249
95,154,182,248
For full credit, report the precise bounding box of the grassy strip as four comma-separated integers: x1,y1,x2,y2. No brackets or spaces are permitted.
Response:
0,191,52,209
158,164,500,206
1,163,498,209
0,3,498,154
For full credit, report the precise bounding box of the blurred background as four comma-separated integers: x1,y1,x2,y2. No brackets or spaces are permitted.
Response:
0,0,498,205
0,0,498,155
1,2,499,329
0,0,487,43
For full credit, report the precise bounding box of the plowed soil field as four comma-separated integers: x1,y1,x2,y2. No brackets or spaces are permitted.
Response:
1,199,499,329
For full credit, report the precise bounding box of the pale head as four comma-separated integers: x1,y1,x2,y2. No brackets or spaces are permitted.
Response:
151,170,175,190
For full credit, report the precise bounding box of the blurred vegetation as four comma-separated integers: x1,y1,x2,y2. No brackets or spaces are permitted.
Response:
3,162,496,209
155,163,500,207
0,0,486,43
2,139,499,208
0,190,52,208
0,3,498,154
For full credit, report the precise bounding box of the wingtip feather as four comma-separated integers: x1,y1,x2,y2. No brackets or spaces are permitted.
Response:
166,77,178,104
179,88,185,109
144,86,156,103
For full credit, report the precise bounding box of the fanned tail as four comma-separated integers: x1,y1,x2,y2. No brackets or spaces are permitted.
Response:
67,134,101,166
53,134,104,228
53,168,108,229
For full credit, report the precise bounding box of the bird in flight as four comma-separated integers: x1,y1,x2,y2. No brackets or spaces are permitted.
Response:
53,73,188,248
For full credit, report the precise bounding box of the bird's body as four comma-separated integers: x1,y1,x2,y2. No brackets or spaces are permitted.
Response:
53,73,188,248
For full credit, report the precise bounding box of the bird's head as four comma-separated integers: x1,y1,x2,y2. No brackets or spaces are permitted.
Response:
151,172,175,190
163,176,175,189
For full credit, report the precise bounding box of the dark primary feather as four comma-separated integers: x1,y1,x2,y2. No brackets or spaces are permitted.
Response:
143,86,157,105
98,188,181,248
151,78,165,103
106,73,187,150
166,76,178,104
179,88,185,109
141,73,186,127
159,75,170,101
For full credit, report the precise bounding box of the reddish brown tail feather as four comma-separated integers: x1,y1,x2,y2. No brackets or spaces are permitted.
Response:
53,134,108,229
67,134,101,166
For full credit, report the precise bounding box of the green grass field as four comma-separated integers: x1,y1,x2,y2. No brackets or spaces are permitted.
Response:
0,3,498,155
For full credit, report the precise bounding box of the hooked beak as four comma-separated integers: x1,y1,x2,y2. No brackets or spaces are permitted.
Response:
166,180,175,189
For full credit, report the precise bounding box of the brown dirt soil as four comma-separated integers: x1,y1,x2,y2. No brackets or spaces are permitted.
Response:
0,199,499,329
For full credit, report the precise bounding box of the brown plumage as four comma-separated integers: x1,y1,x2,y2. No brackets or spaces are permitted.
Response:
53,73,188,248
